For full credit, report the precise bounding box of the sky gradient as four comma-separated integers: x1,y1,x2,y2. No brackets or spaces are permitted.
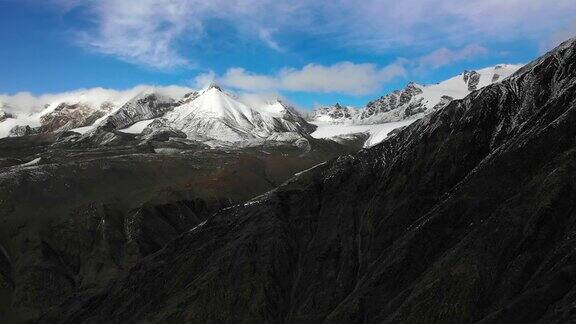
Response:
1,0,575,110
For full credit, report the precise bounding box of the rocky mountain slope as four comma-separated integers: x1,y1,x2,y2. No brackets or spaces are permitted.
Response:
0,109,13,123
96,92,178,132
0,116,365,322
38,38,576,323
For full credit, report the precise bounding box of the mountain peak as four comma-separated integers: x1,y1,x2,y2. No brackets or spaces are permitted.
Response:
207,83,223,92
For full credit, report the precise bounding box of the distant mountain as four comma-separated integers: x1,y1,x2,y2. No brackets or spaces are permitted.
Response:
143,85,315,143
311,103,359,123
38,102,115,133
312,64,522,125
0,85,316,146
1,65,520,147
0,87,192,138
308,64,522,147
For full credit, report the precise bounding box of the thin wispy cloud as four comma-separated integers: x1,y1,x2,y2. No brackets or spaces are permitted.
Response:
258,29,283,52
198,62,406,95
196,43,489,95
416,44,489,69
540,20,576,52
49,0,576,70
75,0,197,69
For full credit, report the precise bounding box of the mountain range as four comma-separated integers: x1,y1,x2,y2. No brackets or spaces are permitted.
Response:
31,36,576,324
0,85,316,146
2,34,576,323
309,64,521,145
312,64,520,125
0,64,521,149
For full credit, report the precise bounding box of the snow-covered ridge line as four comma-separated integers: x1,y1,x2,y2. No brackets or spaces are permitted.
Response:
308,64,523,147
311,64,523,125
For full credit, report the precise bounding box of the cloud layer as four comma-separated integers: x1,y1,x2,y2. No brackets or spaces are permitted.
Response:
416,44,489,69
194,42,491,95
53,0,576,70
196,62,404,95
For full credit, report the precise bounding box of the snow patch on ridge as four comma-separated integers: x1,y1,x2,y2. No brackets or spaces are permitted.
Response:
311,120,415,147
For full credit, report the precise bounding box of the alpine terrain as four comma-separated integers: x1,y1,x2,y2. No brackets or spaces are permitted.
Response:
0,85,366,321
28,37,576,323
310,64,521,146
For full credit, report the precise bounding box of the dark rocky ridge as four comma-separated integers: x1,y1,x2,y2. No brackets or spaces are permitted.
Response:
39,102,113,133
463,70,481,91
8,125,37,137
0,110,13,123
37,38,576,323
98,93,177,132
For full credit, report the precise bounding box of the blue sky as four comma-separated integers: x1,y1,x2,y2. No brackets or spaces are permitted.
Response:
1,0,575,109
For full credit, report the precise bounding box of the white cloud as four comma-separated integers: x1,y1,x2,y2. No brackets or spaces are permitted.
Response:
417,44,489,69
193,71,217,88
48,0,576,70
75,0,195,69
258,29,282,52
216,62,406,95
58,0,305,69
541,20,576,52
221,68,278,91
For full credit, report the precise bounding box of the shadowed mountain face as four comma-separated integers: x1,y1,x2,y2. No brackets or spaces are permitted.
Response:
38,38,576,323
0,127,367,322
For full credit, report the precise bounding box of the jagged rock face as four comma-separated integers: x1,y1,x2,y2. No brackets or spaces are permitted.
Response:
178,91,200,104
0,110,13,123
99,93,176,131
39,102,113,133
361,82,426,121
272,101,317,135
8,125,35,137
463,70,481,91
398,82,424,105
362,90,401,118
40,39,576,323
491,64,506,82
432,95,453,110
312,103,358,122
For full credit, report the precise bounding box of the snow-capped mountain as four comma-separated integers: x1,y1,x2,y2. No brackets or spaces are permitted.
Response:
141,84,315,143
313,64,522,125
0,64,519,145
308,64,522,147
0,84,316,146
0,86,192,138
